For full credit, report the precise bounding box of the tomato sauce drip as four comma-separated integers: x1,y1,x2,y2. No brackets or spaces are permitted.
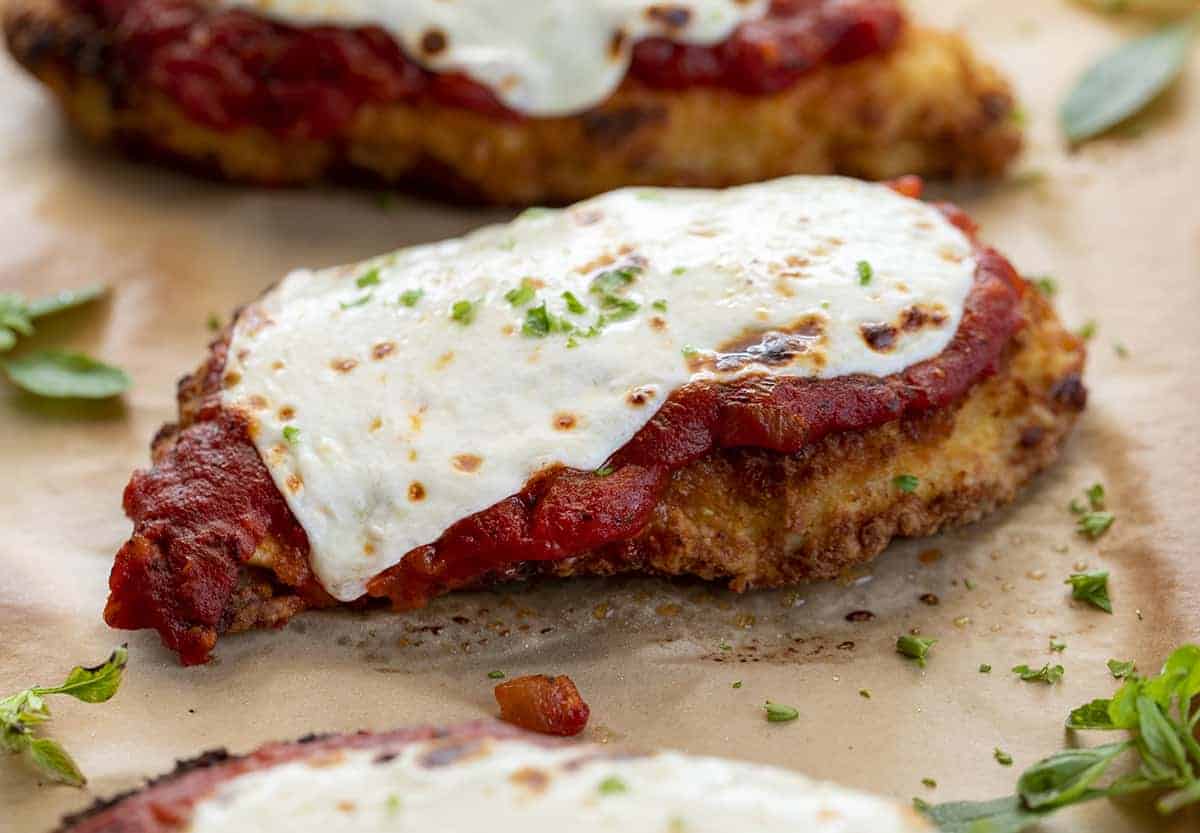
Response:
107,184,1026,665
66,0,904,140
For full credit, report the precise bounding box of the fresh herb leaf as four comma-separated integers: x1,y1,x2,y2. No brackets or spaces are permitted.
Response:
1050,638,1067,653
893,474,920,493
1017,743,1130,809
652,299,668,312
995,748,1014,766
522,303,552,337
505,278,538,307
1066,570,1112,612
598,294,640,320
922,794,1050,833
595,465,614,477
340,295,372,309
1108,659,1136,679
922,777,938,789
1067,698,1116,730
1077,320,1098,340
857,260,873,286
980,664,993,673
398,289,424,307
859,689,871,699
355,268,381,289
26,285,107,319
282,426,299,444
562,291,587,314
487,670,505,680
3,351,130,399
1069,498,1087,515
764,702,799,723
1061,19,1197,144
671,266,687,276
897,635,937,667
1012,664,1065,685
1077,511,1115,539
589,266,641,296
1,646,127,787
598,775,628,795
732,680,743,689
450,300,477,325
1085,483,1106,510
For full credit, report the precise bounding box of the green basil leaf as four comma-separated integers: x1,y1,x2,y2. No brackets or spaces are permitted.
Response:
36,646,127,704
27,737,86,786
3,351,130,399
1108,677,1143,729
1107,659,1136,679
1135,695,1191,776
26,285,108,319
1017,743,1130,809
1061,20,1197,144
921,795,1050,833
1068,698,1117,730
0,328,15,352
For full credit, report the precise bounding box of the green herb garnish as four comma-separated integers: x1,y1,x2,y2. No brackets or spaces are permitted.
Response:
893,474,920,493
1,646,128,786
562,291,587,314
980,664,993,673
859,689,871,699
1077,320,1098,340
1077,511,1115,539
1066,570,1112,613
1050,639,1067,653
1085,483,1106,510
340,295,372,309
857,260,873,286
505,278,537,307
1032,277,1058,296
282,426,299,444
1061,19,1196,145
398,289,424,307
355,268,381,289
732,680,743,689
450,300,477,325
764,702,799,723
3,351,130,399
921,643,1200,831
994,748,1014,766
598,775,629,795
652,299,668,312
487,670,505,680
897,635,937,667
1013,664,1065,685
1107,659,1135,679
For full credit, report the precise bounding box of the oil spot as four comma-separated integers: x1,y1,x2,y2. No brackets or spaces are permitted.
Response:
278,405,295,421
331,358,359,373
408,482,426,501
553,412,578,431
420,28,447,55
372,341,396,360
452,454,482,473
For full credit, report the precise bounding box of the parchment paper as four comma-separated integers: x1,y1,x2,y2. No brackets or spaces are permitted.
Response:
2,1,1198,830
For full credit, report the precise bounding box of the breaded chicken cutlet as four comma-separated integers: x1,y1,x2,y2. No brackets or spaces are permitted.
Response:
4,0,1022,203
102,176,1085,664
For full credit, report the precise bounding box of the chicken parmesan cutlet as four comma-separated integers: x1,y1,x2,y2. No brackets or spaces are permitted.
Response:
4,0,1021,202
104,176,1086,664
55,721,932,832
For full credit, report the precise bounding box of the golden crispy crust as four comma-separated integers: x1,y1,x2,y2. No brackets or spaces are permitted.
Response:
5,0,1022,203
203,285,1083,635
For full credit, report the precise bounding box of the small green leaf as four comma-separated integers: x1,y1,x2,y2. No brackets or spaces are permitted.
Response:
355,268,381,289
27,737,86,787
450,300,477,325
651,299,668,312
764,702,799,723
1077,320,1098,340
1077,511,1115,539
562,291,587,314
1017,743,1129,809
3,351,130,399
897,635,937,667
980,663,993,673
921,795,1051,833
1032,277,1058,297
340,294,372,309
38,646,127,703
1085,483,1106,510
487,670,505,680
398,289,424,307
995,748,1014,766
1012,663,1065,685
1061,20,1196,144
1067,698,1117,730
282,426,300,445
598,775,628,795
893,474,920,493
589,266,641,296
1107,659,1136,679
26,285,107,319
504,278,537,307
1050,638,1067,653
1065,570,1112,612
857,260,873,286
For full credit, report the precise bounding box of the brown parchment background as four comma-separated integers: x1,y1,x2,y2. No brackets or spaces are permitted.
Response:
1,1,1198,830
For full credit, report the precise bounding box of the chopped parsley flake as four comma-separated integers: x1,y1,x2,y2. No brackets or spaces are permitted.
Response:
1050,638,1067,653
1065,570,1112,612
1107,659,1135,678
282,426,300,444
964,578,977,591
893,474,920,493
719,641,732,652
652,299,668,312
595,465,614,477
398,289,423,307
589,266,641,296
505,278,537,307
1077,320,1098,340
598,776,628,796
1012,663,1065,684
562,291,587,314
671,266,687,276
897,635,937,667
205,313,222,332
979,663,992,673
340,294,372,309
922,778,938,789
764,702,799,723
1069,497,1087,514
913,797,931,812
450,299,477,324
681,345,699,358
859,689,871,699
732,680,743,689
522,304,553,337
355,268,381,288
994,748,1013,766
1077,511,1115,539
487,670,505,680
1032,276,1058,296
857,260,874,286
384,794,401,813
1085,483,1105,510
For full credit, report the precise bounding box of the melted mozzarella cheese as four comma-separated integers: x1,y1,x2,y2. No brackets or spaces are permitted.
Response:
222,176,975,601
217,0,769,116
186,735,930,832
